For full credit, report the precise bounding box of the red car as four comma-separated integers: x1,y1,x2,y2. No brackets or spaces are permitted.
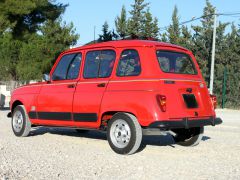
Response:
8,40,222,155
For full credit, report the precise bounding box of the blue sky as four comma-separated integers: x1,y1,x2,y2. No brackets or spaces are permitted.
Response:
57,0,240,46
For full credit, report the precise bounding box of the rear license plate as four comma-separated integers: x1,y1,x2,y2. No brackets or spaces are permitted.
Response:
182,94,198,108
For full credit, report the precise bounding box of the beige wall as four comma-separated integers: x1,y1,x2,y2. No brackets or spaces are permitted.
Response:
0,85,11,107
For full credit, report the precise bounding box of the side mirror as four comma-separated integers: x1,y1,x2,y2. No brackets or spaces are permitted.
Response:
43,74,50,82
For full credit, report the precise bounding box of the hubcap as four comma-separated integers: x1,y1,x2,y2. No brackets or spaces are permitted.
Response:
12,111,23,133
110,119,131,148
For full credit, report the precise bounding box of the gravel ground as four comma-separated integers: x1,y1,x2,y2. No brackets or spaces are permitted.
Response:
0,109,240,180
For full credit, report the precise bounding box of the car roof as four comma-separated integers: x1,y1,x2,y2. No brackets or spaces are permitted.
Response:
66,40,189,53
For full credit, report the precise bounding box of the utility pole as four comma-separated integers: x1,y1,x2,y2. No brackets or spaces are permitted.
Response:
209,12,217,94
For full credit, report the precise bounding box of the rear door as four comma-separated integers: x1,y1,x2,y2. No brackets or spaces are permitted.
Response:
156,49,214,119
73,49,116,128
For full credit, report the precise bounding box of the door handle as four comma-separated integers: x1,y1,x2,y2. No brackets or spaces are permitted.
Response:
67,84,75,88
97,83,106,87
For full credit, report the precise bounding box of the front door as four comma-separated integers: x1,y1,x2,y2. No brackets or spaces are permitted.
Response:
73,49,116,128
32,52,82,126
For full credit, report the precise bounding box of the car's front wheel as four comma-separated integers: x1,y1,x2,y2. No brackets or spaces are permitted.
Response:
107,113,142,155
12,105,31,137
172,127,204,146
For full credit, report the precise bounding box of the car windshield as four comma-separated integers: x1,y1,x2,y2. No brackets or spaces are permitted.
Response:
156,51,197,75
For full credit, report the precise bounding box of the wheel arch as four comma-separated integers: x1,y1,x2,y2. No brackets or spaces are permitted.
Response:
100,111,138,127
11,100,24,112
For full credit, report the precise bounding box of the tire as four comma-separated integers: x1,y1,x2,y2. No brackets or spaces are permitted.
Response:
172,127,204,147
75,129,89,133
11,105,31,137
107,113,142,155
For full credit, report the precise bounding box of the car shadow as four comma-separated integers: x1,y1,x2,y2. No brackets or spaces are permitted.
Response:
202,136,211,141
138,135,211,152
29,127,107,141
29,127,211,151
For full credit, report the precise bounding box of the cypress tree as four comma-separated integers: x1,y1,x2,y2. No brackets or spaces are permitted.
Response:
142,8,159,39
191,0,216,86
115,6,128,39
128,0,149,38
167,5,181,44
180,25,192,49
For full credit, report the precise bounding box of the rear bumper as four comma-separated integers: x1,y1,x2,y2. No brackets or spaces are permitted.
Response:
149,117,222,129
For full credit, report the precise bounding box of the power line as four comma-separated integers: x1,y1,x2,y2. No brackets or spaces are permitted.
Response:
220,11,240,14
159,14,211,31
219,12,240,16
159,12,240,32
158,11,240,94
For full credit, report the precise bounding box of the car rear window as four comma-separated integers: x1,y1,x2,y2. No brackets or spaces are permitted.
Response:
156,51,197,75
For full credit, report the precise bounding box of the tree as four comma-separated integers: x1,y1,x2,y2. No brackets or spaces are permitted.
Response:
191,0,228,89
167,6,181,44
179,25,192,49
160,32,168,42
212,21,229,105
115,6,128,39
220,24,240,108
16,19,79,81
98,21,113,42
0,34,22,81
164,6,191,47
98,21,118,42
0,0,67,40
111,29,119,40
0,0,79,82
191,0,216,85
128,0,149,38
142,8,159,39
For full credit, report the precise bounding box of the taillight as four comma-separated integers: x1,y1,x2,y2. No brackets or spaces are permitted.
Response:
156,95,166,112
210,94,217,109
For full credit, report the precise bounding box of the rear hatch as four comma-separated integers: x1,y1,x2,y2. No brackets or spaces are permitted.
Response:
156,50,214,119
161,80,213,119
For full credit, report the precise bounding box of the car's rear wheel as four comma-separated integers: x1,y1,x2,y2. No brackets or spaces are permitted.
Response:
172,127,204,146
12,105,31,137
107,113,142,155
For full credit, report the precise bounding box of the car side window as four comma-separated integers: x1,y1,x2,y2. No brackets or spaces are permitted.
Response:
99,50,116,78
83,51,101,78
83,50,116,78
52,53,82,81
66,54,82,79
117,49,141,76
